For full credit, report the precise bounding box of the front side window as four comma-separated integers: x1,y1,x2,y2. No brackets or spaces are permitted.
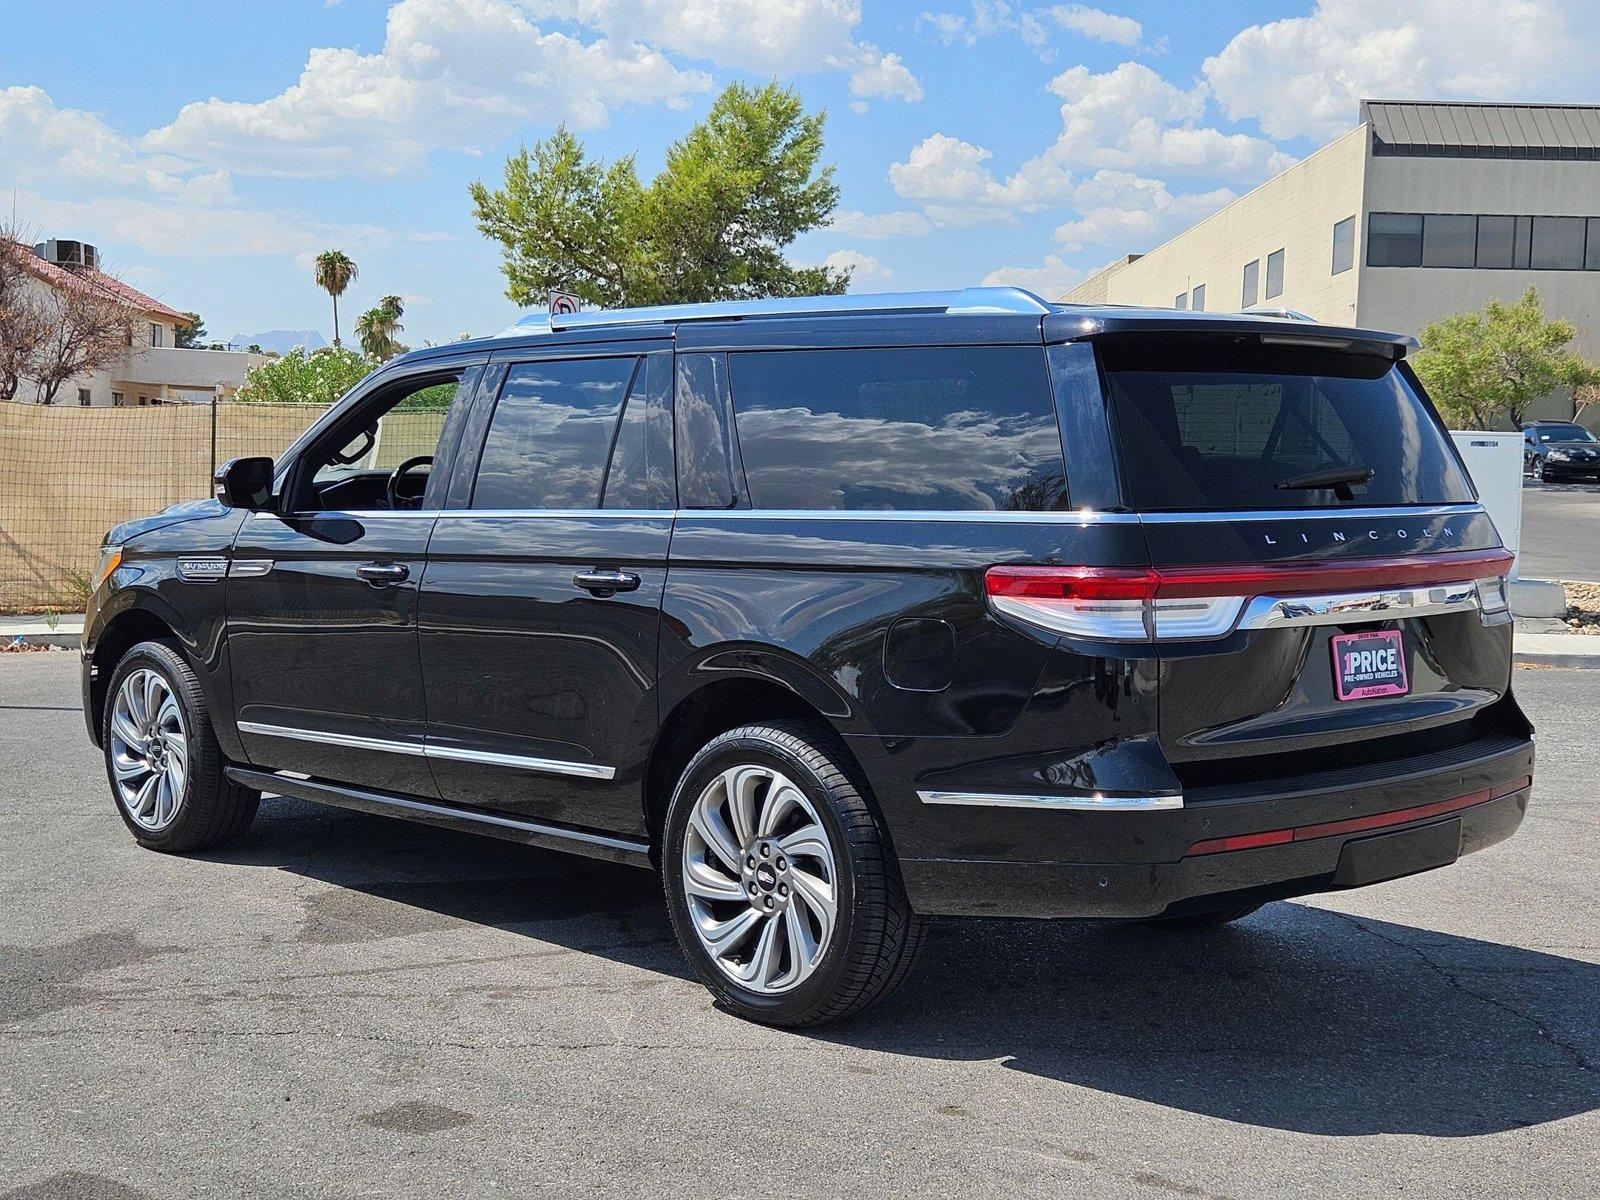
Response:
306,373,467,510
727,346,1066,512
1331,216,1356,274
472,357,639,510
1265,249,1285,299
1101,337,1474,512
1241,259,1260,307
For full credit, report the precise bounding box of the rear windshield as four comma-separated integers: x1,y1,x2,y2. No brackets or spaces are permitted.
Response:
1100,337,1475,512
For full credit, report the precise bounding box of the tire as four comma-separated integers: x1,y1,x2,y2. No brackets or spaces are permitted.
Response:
661,720,925,1027
1532,457,1547,482
1137,902,1265,932
102,640,259,853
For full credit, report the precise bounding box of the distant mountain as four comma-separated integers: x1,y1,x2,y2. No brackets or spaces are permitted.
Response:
228,329,328,355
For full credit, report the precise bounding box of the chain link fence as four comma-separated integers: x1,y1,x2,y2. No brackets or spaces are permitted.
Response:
0,400,330,612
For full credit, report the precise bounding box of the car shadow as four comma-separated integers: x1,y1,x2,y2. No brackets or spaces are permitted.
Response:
221,795,1599,1139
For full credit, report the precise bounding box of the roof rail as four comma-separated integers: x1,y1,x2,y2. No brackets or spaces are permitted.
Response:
1239,306,1319,322
495,286,1052,338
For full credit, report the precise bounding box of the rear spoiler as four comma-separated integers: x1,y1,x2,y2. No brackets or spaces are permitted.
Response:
1044,309,1419,358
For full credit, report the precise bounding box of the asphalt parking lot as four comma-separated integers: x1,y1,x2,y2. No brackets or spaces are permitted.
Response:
1521,479,1600,582
1,652,1595,1199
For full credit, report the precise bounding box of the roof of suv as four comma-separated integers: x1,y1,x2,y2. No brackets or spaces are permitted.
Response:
395,286,1419,366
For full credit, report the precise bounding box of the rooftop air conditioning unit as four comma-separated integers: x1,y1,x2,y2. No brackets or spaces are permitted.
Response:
32,239,99,270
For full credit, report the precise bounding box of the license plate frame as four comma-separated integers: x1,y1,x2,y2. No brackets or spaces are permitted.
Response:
1330,628,1409,701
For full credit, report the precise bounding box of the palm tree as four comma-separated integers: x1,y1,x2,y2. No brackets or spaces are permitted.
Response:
313,250,358,348
356,294,405,361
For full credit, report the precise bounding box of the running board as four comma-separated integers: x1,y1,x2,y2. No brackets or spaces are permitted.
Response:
224,767,653,868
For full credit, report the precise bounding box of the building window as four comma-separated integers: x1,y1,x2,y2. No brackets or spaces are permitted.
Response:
1422,214,1477,268
1331,216,1356,274
1531,216,1587,269
1588,219,1600,271
1190,284,1205,312
1173,292,1187,310
77,388,92,407
111,391,125,407
1265,249,1284,299
1476,216,1517,268
1241,259,1259,307
1367,214,1423,266
149,323,162,348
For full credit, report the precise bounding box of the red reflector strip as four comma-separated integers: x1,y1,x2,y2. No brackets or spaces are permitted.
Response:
1185,775,1531,857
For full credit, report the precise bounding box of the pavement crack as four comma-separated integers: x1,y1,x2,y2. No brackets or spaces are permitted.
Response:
1328,910,1596,1074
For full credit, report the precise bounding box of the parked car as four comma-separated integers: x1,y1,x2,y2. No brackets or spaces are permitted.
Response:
82,288,1534,1027
1522,420,1600,482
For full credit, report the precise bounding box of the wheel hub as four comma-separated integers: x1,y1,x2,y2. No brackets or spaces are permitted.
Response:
741,840,791,910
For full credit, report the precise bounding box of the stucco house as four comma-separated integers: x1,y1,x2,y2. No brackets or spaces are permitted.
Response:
8,239,271,407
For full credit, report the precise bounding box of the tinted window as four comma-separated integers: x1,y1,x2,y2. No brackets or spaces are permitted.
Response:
675,353,740,509
1367,213,1422,266
601,353,675,509
1588,219,1600,270
1531,216,1586,269
472,357,638,509
1173,292,1187,310
1241,260,1259,307
1533,424,1596,443
1422,214,1476,267
1331,216,1355,274
1265,249,1285,298
1101,338,1474,512
1191,284,1206,312
1476,215,1517,268
728,347,1066,512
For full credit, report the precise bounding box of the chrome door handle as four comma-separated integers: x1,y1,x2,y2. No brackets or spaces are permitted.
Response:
573,569,641,596
356,561,409,586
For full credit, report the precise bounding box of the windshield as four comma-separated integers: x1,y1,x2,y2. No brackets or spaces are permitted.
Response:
1101,337,1476,512
1533,425,1596,443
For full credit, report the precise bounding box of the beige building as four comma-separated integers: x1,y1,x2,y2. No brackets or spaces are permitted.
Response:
9,239,270,407
1062,101,1600,426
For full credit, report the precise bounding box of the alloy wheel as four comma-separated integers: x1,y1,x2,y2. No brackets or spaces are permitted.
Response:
109,668,188,832
681,763,838,995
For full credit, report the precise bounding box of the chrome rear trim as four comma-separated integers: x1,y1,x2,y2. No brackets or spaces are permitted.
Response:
1237,581,1481,630
918,790,1183,811
1135,503,1483,523
236,721,616,780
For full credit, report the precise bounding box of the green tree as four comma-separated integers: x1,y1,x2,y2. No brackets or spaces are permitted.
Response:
175,311,206,348
237,346,375,406
1414,288,1600,430
313,250,358,348
356,294,406,361
470,81,847,309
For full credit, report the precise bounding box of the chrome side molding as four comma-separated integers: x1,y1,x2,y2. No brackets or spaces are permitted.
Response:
236,720,616,780
917,790,1183,811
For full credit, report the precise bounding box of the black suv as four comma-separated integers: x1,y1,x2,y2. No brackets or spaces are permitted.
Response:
82,288,1534,1026
1522,420,1600,482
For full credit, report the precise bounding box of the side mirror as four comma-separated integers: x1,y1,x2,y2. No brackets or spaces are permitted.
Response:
213,456,274,510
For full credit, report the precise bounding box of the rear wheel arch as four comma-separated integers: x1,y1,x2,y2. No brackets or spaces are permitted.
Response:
644,676,874,857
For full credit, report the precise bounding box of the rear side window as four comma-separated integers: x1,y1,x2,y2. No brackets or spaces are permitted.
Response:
1101,337,1475,512
471,356,639,509
726,347,1066,511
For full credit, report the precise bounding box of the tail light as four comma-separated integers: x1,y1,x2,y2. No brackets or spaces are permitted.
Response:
986,548,1513,642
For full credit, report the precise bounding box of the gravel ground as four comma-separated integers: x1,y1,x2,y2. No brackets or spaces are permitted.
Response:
1,654,1595,1200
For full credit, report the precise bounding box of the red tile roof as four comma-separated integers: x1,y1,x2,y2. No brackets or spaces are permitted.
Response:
7,241,190,324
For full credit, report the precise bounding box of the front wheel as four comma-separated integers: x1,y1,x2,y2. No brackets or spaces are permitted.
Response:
102,640,259,853
662,721,925,1027
1532,457,1548,482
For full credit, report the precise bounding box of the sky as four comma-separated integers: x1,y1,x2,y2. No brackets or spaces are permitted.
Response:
3,0,1598,348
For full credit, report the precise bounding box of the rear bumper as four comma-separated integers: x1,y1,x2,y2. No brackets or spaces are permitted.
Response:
899,736,1533,919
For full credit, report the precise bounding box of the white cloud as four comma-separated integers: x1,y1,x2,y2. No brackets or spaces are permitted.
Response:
982,255,1085,299
828,209,933,238
1204,0,1600,142
531,0,924,100
919,2,1048,49
0,86,232,205
1049,4,1142,47
1053,170,1234,251
824,249,893,283
144,0,712,180
888,134,1048,226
